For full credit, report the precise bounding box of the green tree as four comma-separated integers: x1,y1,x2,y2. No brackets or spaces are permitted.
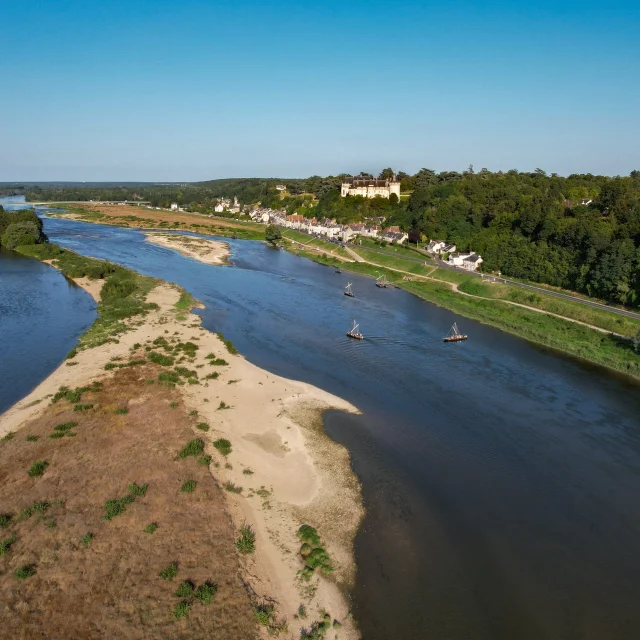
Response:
1,221,42,249
265,224,282,244
378,168,395,180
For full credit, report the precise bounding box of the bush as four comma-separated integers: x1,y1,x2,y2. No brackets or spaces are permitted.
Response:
148,351,174,366
180,480,197,493
73,403,93,412
144,523,158,534
236,524,256,554
114,407,129,414
0,536,16,556
14,564,37,580
127,482,148,496
197,455,212,466
20,501,50,520
53,421,78,432
177,439,204,459
175,581,195,598
103,494,135,520
1,221,42,250
0,514,12,529
160,562,178,581
195,582,217,605
213,439,232,456
81,532,94,547
224,481,242,494
25,435,39,442
204,372,219,380
297,525,321,547
174,601,191,619
196,422,209,432
27,460,49,477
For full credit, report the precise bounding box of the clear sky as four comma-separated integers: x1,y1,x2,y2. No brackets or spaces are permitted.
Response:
1,0,638,181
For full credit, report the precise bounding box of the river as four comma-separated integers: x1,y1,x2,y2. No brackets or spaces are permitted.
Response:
2,200,640,639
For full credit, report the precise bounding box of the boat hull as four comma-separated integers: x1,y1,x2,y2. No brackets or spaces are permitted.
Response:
344,292,354,297
347,332,363,340
443,336,468,342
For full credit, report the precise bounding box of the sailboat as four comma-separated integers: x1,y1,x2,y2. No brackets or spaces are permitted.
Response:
443,322,468,343
376,275,388,288
335,267,342,274
346,319,363,340
344,283,354,297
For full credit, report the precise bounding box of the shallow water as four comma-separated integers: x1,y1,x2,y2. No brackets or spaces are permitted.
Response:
3,201,640,638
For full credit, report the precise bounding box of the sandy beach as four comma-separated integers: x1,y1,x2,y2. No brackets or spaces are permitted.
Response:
0,265,363,638
144,232,231,266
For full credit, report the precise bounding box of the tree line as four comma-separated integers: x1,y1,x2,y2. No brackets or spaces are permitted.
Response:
0,207,47,250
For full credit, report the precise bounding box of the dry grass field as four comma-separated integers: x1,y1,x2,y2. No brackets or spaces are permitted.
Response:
0,365,256,640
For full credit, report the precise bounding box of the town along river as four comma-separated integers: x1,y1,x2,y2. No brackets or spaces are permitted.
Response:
11,213,640,639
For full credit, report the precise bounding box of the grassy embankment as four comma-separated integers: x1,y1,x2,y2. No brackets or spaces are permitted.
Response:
280,229,352,260
285,248,640,379
16,243,159,350
50,204,266,241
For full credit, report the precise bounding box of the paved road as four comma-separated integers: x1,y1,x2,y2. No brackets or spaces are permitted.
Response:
351,244,640,322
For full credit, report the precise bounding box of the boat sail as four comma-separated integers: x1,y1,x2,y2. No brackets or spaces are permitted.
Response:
375,275,388,288
443,322,468,343
344,283,354,297
346,319,363,340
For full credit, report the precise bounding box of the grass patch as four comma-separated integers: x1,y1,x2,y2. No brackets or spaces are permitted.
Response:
174,291,194,311
215,333,238,355
195,581,217,605
213,438,232,456
297,524,332,579
27,460,49,477
175,580,195,598
148,351,174,366
14,564,37,580
114,407,129,414
103,494,135,520
127,482,148,496
180,480,197,493
53,421,78,432
204,372,219,380
81,532,94,547
19,501,50,520
177,438,204,459
160,561,178,581
217,401,230,410
0,514,13,529
236,523,256,554
0,536,16,556
73,403,93,412
144,522,158,534
223,481,242,494
169,401,178,408
207,357,228,366
242,468,254,475
196,422,209,432
25,435,39,442
174,601,191,619
197,455,212,466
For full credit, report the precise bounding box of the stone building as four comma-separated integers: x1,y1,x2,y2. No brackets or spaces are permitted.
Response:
340,175,401,200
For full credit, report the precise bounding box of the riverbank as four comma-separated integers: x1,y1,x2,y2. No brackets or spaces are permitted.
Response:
145,232,231,266
0,245,363,639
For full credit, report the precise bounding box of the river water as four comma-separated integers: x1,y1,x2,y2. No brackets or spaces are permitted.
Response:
2,200,640,638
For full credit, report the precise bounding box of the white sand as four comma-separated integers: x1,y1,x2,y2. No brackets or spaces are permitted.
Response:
144,233,230,266
0,275,363,638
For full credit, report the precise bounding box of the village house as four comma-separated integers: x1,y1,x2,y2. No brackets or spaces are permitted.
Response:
275,184,287,191
448,252,483,271
170,203,179,211
341,175,401,200
364,224,381,237
426,240,456,255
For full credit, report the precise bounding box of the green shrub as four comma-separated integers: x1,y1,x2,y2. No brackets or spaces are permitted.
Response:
242,468,254,475
236,523,255,554
160,562,178,581
25,435,39,442
174,601,191,619
73,403,93,412
177,439,204,459
2,431,15,441
114,407,129,414
49,432,65,439
158,370,180,386
188,410,198,417
169,401,178,408
207,357,228,366
0,536,16,556
204,372,219,380
297,525,321,547
0,514,13,529
254,603,274,626
14,564,37,580
148,351,174,366
197,455,212,466
103,494,135,520
217,401,230,410
81,532,94,547
27,460,49,477
180,480,197,493
195,582,217,605
216,333,238,355
224,481,242,494
196,422,209,432
127,482,148,496
211,439,231,456
20,501,50,520
175,366,198,379
54,421,78,432
175,581,195,598
144,523,158,534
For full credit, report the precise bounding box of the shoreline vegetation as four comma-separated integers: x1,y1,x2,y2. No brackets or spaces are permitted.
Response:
0,244,363,639
144,232,231,266
47,203,640,379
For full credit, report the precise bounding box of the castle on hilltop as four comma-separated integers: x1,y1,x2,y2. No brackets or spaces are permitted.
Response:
340,175,401,200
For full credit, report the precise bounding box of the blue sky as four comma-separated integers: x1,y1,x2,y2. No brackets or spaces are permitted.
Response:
1,0,638,180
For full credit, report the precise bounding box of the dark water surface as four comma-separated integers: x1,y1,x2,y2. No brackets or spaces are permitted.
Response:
3,204,640,638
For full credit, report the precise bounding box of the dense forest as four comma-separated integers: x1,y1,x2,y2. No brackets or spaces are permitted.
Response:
2,167,640,305
0,206,47,250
